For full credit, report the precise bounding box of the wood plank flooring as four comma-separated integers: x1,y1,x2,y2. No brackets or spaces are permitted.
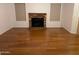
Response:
0,28,79,55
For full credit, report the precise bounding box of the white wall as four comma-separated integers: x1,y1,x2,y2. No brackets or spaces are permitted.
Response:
15,3,50,28
71,4,79,34
26,3,50,28
61,3,79,34
0,3,78,35
0,3,16,35
15,3,61,28
0,3,61,35
61,3,74,32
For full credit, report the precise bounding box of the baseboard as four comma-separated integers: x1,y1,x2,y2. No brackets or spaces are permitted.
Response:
14,21,29,28
0,27,12,35
14,21,61,28
70,30,77,34
46,21,61,28
62,26,77,34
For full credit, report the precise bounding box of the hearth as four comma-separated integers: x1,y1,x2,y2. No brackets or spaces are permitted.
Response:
29,13,46,28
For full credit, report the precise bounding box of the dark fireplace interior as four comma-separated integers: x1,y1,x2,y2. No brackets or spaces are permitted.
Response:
31,18,44,27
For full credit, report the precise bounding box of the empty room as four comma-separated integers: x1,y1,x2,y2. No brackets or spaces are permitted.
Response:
0,3,79,55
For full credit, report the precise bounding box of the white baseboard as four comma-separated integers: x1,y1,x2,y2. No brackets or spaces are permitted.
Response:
62,25,77,34
46,21,61,28
70,29,77,34
0,27,12,35
14,21,61,28
14,21,29,28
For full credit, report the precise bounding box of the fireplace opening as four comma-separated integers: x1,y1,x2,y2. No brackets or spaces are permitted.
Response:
31,18,44,27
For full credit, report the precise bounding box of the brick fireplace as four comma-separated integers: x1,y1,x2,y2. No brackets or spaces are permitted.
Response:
29,13,46,28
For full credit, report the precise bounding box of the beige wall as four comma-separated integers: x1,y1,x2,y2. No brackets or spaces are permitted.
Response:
61,3,74,32
70,4,79,34
0,3,15,35
15,3,26,21
50,3,61,21
25,3,50,21
25,3,50,27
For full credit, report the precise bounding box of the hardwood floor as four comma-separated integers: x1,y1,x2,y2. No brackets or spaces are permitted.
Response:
0,28,79,55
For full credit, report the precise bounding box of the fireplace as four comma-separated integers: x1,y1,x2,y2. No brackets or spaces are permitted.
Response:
29,13,46,28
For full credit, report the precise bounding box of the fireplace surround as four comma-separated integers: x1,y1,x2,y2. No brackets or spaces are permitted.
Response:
29,13,46,28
